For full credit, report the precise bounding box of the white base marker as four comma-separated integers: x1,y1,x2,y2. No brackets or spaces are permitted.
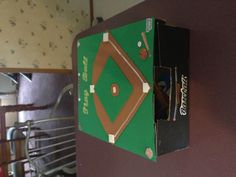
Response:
103,32,109,42
108,134,115,144
143,83,150,93
90,85,95,93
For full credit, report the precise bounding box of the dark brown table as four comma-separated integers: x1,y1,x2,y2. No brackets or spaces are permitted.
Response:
72,1,236,176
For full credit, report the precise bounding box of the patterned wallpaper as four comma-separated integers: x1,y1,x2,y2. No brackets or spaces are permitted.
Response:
0,0,89,70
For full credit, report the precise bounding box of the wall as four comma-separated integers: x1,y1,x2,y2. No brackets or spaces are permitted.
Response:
93,0,144,20
0,0,89,70
75,0,236,177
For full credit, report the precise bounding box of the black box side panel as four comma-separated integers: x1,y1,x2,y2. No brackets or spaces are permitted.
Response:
157,24,190,155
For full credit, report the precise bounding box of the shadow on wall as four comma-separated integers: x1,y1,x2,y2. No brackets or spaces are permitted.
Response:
93,0,145,20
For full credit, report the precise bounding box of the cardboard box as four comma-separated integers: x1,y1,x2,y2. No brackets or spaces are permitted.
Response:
77,18,189,161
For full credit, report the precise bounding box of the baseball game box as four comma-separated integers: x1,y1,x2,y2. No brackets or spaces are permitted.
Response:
77,17,189,161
